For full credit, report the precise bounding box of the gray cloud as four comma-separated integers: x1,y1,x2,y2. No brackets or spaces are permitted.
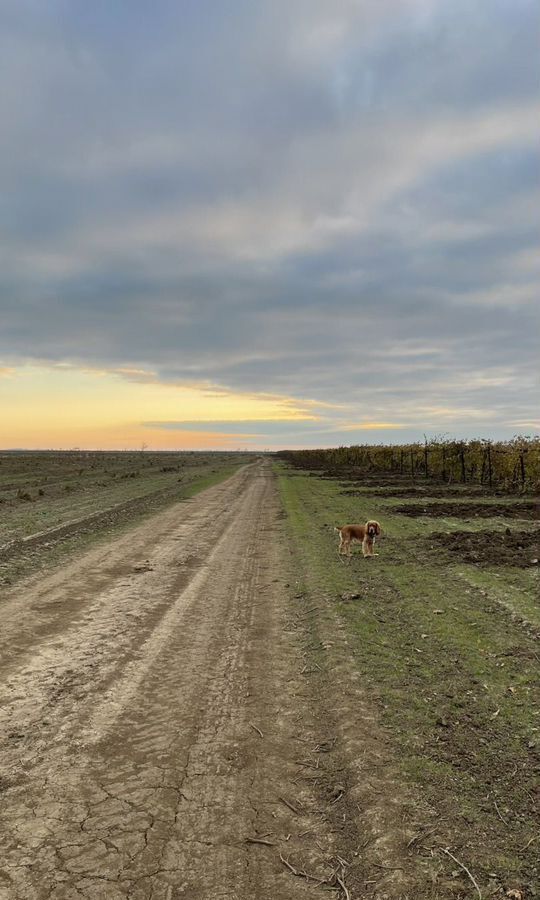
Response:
0,0,538,442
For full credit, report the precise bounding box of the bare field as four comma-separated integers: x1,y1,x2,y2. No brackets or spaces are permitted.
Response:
0,458,538,899
0,450,250,587
1,458,404,900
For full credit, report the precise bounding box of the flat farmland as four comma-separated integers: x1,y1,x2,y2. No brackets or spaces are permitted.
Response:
0,456,538,899
0,450,250,586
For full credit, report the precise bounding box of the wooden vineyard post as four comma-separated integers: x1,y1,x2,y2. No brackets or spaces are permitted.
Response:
487,442,493,488
520,448,526,489
480,448,487,485
460,444,466,483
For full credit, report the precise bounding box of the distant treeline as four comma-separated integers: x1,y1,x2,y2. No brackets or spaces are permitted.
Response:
276,437,540,492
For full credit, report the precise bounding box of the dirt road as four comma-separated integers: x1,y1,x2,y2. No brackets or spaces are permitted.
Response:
0,461,352,899
1,459,449,900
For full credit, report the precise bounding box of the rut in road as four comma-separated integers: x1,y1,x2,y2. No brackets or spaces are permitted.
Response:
0,462,345,899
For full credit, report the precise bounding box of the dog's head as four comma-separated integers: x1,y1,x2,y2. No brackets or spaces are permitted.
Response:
366,520,381,538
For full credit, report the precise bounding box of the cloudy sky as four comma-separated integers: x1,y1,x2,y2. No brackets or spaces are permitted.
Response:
1,0,538,449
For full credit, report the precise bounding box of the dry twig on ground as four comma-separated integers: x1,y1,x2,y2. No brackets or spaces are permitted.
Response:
440,847,482,900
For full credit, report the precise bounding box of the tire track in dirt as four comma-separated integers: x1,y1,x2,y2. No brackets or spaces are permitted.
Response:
0,467,254,770
0,466,256,681
0,462,345,900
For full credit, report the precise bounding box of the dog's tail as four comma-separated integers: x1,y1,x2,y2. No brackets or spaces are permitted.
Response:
334,526,342,533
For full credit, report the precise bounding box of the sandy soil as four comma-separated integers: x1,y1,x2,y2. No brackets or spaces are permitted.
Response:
0,461,352,900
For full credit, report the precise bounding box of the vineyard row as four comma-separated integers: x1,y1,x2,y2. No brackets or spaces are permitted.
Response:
277,437,540,493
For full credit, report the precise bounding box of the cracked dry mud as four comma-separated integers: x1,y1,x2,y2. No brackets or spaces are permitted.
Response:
1,461,339,899
1,461,430,899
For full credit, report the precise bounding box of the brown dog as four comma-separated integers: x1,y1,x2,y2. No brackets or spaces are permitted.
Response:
335,521,382,559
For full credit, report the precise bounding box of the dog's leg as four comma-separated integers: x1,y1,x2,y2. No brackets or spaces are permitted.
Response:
362,537,373,557
337,531,350,564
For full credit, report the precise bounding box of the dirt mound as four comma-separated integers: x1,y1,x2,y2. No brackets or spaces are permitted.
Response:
430,528,540,568
316,469,408,485
342,485,489,498
393,501,539,520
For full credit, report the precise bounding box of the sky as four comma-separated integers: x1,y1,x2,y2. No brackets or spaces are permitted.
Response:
0,0,538,450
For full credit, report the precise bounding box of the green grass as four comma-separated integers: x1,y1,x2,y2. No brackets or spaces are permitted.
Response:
276,463,540,892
